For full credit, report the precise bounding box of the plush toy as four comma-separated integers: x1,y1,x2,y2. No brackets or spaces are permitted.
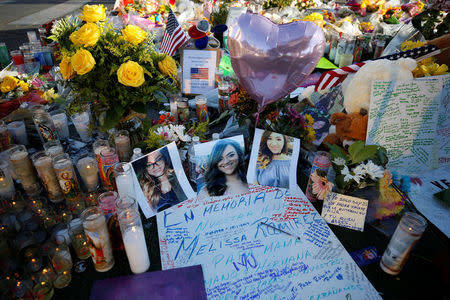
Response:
322,111,368,148
341,58,417,114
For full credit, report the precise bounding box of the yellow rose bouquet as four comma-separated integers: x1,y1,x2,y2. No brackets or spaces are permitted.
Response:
0,75,32,99
50,4,177,130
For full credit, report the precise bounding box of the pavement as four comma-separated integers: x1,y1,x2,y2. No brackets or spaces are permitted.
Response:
0,0,115,51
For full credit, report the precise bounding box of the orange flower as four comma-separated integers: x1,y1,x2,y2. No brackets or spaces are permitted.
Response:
266,110,279,122
228,93,238,107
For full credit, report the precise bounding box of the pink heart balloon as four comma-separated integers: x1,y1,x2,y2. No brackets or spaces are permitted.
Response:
228,12,325,110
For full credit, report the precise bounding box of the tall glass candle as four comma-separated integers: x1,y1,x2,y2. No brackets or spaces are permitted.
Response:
33,111,58,144
114,163,136,200
114,130,131,162
8,145,41,196
93,139,109,188
170,100,178,124
71,111,91,142
52,153,82,213
76,155,99,192
0,121,11,151
68,218,91,260
305,151,331,202
100,147,119,190
80,206,115,272
195,95,208,122
43,140,64,158
7,121,28,145
0,161,15,199
31,151,64,203
116,197,150,274
50,110,69,140
98,191,123,251
177,98,189,124
380,212,427,275
218,80,230,113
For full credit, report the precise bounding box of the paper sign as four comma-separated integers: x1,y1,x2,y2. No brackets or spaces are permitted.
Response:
157,185,381,299
322,192,368,232
182,49,217,95
366,76,449,175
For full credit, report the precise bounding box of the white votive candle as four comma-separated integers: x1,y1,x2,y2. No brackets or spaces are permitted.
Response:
7,121,28,145
76,156,99,192
115,163,135,199
72,112,90,142
123,226,150,274
51,113,69,140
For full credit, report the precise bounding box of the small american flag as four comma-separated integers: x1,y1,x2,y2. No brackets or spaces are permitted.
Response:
160,9,189,56
190,68,209,80
315,44,440,92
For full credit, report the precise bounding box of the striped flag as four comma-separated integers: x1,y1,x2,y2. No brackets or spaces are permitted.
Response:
314,44,440,92
160,9,189,56
190,67,209,80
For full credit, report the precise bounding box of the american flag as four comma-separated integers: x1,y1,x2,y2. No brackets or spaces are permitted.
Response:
314,44,440,92
160,9,189,56
190,68,209,80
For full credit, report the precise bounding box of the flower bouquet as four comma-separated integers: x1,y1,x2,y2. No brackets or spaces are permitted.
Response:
50,4,178,130
115,0,172,29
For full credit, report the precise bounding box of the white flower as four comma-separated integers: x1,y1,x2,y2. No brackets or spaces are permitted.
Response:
332,157,346,166
352,164,366,177
341,165,362,184
156,125,176,141
363,160,384,180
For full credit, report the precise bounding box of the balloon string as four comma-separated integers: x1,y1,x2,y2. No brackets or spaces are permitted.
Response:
255,112,260,127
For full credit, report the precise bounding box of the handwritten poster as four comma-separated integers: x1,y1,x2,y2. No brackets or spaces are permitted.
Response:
157,185,381,299
366,75,450,175
322,192,368,232
409,165,450,238
182,49,217,95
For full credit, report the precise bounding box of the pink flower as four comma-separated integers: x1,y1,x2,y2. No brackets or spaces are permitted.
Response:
310,170,333,200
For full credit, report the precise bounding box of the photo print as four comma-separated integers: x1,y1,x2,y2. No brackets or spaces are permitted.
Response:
130,142,196,218
194,135,249,198
247,128,301,192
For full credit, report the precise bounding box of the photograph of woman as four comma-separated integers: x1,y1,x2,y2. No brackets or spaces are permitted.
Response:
256,131,293,189
197,137,249,198
134,146,187,213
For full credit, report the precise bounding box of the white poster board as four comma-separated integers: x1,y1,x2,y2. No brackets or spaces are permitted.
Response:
366,75,449,175
182,49,217,95
157,185,381,299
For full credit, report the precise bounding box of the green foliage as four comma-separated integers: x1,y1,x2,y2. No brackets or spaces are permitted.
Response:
348,142,378,164
210,4,229,27
412,9,450,40
263,0,294,9
144,128,168,151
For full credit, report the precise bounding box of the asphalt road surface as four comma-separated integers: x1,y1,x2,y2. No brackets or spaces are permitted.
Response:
0,0,115,51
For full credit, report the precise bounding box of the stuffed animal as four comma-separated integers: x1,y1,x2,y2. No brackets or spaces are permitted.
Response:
341,58,417,114
322,111,368,148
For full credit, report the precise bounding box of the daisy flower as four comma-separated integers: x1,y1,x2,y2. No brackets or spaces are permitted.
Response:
341,165,362,184
364,160,384,180
332,157,346,166
310,170,334,200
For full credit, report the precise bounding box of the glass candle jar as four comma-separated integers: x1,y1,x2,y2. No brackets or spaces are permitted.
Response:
114,163,136,200
68,218,91,260
76,155,99,192
218,80,230,113
114,130,131,162
100,147,119,191
49,237,73,275
31,151,64,203
7,120,28,146
116,196,150,274
50,110,69,140
0,121,11,151
177,98,189,124
195,95,208,123
93,139,109,188
52,153,82,213
98,191,123,251
305,151,331,202
8,145,41,196
33,111,58,144
71,111,91,142
80,206,115,272
43,140,64,158
0,160,15,199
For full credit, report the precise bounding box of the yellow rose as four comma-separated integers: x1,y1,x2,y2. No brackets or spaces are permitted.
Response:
18,81,29,92
1,76,19,93
117,61,145,87
158,55,177,79
71,49,95,75
79,4,106,22
121,25,147,45
60,56,76,79
70,23,100,47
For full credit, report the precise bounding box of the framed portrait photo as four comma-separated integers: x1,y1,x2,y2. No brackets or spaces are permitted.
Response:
247,129,301,192
130,142,196,218
193,135,249,198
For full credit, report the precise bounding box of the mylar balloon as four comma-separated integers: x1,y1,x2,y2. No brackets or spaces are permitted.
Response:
227,12,325,110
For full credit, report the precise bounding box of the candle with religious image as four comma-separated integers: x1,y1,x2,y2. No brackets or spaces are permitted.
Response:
0,161,15,199
80,206,115,272
33,111,58,144
195,95,208,122
177,98,189,124
76,155,99,192
0,121,11,151
98,191,124,251
93,139,109,188
100,147,119,190
31,151,64,203
52,153,82,213
8,145,41,196
114,130,131,162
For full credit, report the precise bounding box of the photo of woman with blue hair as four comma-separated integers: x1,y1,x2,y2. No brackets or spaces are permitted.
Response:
198,138,249,198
